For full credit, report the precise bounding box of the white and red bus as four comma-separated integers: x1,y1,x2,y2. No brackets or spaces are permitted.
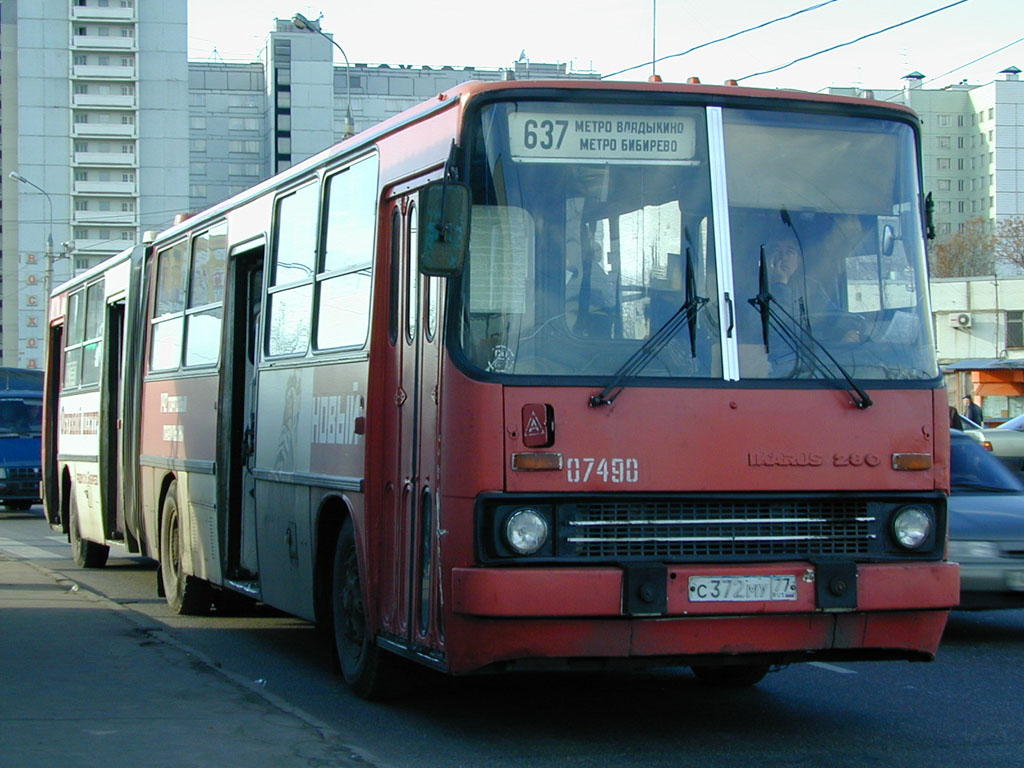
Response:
43,79,959,697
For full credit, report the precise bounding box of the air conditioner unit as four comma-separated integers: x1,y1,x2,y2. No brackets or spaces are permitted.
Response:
949,312,973,328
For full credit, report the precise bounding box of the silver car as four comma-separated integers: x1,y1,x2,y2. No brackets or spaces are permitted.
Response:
949,430,1024,609
960,412,1024,475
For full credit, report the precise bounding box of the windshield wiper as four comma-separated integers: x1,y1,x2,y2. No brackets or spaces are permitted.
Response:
590,247,708,407
749,248,873,410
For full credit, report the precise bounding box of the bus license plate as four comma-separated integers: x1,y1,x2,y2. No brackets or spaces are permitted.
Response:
688,575,798,602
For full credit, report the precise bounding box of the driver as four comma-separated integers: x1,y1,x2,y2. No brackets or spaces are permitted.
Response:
765,232,860,343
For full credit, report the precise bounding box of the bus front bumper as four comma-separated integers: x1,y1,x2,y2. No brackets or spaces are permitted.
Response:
445,562,959,673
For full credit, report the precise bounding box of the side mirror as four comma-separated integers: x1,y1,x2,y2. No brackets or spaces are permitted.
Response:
880,223,896,257
419,179,470,276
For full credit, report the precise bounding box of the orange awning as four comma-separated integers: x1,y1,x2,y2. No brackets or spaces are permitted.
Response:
971,369,1024,397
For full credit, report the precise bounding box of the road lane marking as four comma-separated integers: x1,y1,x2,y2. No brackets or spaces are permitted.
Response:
0,537,66,560
809,661,857,674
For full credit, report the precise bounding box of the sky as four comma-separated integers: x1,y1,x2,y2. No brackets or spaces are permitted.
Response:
188,0,1024,94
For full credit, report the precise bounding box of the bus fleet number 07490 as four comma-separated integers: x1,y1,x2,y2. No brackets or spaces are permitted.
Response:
566,457,640,484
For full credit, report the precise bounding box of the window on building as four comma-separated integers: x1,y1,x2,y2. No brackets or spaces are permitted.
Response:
937,136,951,149
190,139,207,152
937,179,951,191
190,116,207,130
1008,312,1024,348
937,157,950,170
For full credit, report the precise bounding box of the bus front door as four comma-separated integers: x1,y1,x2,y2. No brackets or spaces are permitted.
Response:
380,190,445,658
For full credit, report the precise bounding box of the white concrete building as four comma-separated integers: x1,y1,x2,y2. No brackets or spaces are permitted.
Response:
932,275,1024,419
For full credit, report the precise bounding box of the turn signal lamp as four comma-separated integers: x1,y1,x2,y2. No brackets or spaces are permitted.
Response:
891,453,932,471
511,453,563,471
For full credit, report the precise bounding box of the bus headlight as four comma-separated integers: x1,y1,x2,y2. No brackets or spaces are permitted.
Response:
504,508,550,555
892,506,933,550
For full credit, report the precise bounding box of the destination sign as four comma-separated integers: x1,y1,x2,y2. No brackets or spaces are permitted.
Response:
508,112,697,164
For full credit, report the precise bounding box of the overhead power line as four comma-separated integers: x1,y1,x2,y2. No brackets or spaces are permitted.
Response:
602,0,843,80
737,0,970,82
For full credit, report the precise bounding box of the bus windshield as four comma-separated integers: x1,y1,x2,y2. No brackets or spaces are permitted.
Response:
458,99,937,383
0,397,43,437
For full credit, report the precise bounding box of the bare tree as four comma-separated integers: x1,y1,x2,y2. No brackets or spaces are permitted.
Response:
930,217,995,277
995,216,1024,272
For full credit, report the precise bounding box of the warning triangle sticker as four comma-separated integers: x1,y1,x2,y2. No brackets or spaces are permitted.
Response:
524,411,546,437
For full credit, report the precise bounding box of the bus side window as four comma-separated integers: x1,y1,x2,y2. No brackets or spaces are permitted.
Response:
150,241,188,371
316,157,377,350
63,291,84,389
80,281,105,386
267,182,318,356
184,222,228,367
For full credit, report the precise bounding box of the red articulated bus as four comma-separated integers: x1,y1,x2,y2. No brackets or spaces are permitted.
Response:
43,79,959,697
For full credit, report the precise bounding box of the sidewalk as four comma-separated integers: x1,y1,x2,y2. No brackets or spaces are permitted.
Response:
0,553,367,768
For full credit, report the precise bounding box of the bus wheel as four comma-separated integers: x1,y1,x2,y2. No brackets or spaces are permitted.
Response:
159,480,211,615
332,521,403,699
691,664,772,687
69,495,109,569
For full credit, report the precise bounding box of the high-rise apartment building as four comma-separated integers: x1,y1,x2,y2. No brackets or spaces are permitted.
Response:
827,66,1024,243
1,8,596,368
1,0,189,369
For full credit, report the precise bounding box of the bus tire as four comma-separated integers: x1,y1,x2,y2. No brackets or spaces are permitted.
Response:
691,663,772,687
332,520,403,699
69,495,109,569
159,480,211,615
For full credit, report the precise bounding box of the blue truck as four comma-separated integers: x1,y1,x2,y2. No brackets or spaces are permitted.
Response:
0,367,43,511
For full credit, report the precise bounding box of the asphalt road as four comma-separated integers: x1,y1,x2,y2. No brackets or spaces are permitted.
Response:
3,507,1023,768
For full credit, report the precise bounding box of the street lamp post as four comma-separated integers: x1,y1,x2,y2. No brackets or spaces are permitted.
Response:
9,171,55,319
292,12,355,139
